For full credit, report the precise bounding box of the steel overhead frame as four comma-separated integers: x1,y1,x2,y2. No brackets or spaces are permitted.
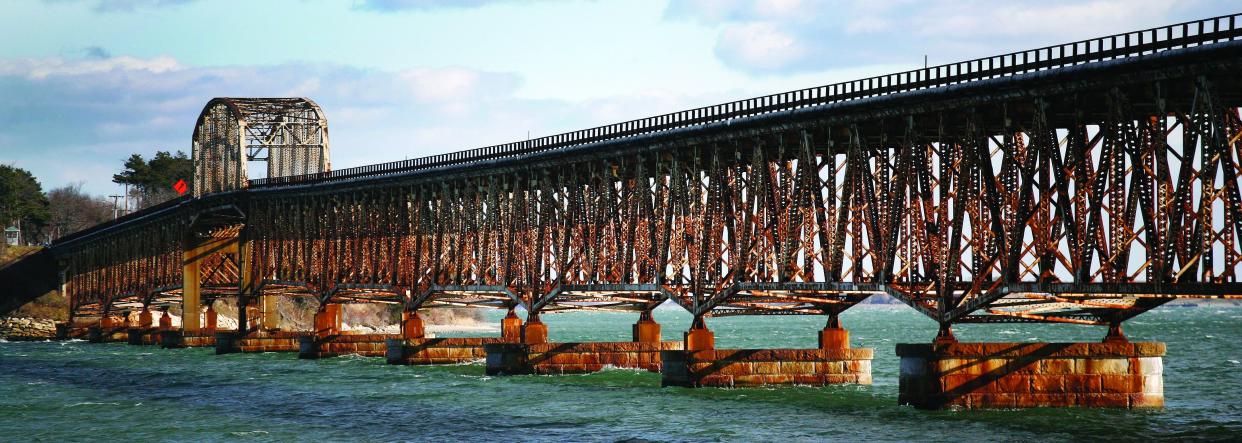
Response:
50,14,1242,337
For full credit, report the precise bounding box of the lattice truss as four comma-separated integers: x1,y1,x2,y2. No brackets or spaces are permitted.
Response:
58,209,246,319
192,98,329,196
62,80,1242,326
59,217,184,317
238,86,1242,325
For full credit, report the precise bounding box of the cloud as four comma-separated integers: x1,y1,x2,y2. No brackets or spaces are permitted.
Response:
43,0,197,13
665,0,1231,74
0,54,182,79
0,52,712,196
716,22,805,72
353,0,559,12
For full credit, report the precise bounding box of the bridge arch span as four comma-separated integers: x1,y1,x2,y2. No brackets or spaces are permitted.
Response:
192,97,330,197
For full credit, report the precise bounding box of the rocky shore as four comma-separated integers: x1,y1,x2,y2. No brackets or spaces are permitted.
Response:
0,317,57,341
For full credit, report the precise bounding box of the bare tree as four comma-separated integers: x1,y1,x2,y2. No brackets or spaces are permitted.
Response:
45,184,113,241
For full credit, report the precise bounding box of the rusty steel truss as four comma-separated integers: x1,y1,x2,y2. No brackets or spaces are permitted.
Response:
53,15,1242,334
192,97,329,196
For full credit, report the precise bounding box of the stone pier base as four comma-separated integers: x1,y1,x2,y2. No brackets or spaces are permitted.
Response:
896,342,1165,409
87,326,128,343
157,330,184,348
485,341,685,375
385,338,511,365
299,333,395,359
182,331,219,348
661,348,874,387
215,331,306,354
126,328,159,345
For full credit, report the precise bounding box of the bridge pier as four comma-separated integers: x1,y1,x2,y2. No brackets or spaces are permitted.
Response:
387,307,522,366
897,326,1165,409
126,307,158,346
215,300,308,355
299,304,398,359
521,312,548,345
485,310,683,375
633,309,660,343
403,310,426,339
683,316,714,351
89,315,128,343
661,315,873,388
501,307,522,341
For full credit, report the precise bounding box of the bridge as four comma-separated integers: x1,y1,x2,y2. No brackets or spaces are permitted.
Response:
7,14,1242,409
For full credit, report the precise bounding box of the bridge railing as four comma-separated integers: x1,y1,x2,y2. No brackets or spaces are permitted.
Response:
254,14,1234,188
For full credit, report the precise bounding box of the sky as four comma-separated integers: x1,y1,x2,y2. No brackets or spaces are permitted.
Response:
0,0,1234,197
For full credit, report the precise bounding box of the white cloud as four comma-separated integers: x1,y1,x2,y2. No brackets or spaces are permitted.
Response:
43,0,197,13
0,53,705,196
0,55,182,79
716,22,806,72
353,0,560,12
397,67,483,102
665,0,1229,74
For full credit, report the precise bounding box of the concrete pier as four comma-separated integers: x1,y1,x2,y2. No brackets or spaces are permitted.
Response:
896,342,1165,409
215,331,306,354
660,316,873,387
86,325,128,343
126,328,159,345
385,337,510,365
660,348,874,387
299,333,394,359
484,341,685,375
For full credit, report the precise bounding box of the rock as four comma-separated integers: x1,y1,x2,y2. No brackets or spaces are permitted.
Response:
0,317,57,341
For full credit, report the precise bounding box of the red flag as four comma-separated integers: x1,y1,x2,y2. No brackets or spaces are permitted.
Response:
173,179,188,195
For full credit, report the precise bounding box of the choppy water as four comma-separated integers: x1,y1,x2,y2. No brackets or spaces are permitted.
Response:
1,306,1239,442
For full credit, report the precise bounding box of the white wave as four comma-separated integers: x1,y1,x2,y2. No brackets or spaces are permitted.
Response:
66,402,120,407
1229,360,1240,365
426,324,499,333
229,431,270,437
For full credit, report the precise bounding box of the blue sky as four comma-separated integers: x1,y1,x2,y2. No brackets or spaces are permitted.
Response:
0,0,1233,196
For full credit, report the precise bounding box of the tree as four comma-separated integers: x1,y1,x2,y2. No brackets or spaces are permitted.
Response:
44,184,113,241
112,150,192,209
0,165,50,246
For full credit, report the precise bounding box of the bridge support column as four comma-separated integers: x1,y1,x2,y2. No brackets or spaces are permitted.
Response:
819,314,849,350
261,294,279,331
633,310,660,343
501,307,522,341
180,236,225,334
314,304,341,336
521,312,548,345
204,304,217,333
246,303,262,331
402,310,425,339
139,308,153,329
684,316,714,351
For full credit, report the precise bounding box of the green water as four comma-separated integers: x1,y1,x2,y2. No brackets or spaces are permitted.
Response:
1,306,1239,442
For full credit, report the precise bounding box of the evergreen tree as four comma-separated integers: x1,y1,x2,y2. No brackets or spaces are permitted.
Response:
111,150,192,209
0,165,50,246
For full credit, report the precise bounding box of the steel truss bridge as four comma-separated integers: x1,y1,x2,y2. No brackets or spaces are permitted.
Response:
39,15,1242,337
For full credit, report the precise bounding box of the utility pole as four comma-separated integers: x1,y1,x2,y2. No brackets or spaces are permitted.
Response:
109,195,123,219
